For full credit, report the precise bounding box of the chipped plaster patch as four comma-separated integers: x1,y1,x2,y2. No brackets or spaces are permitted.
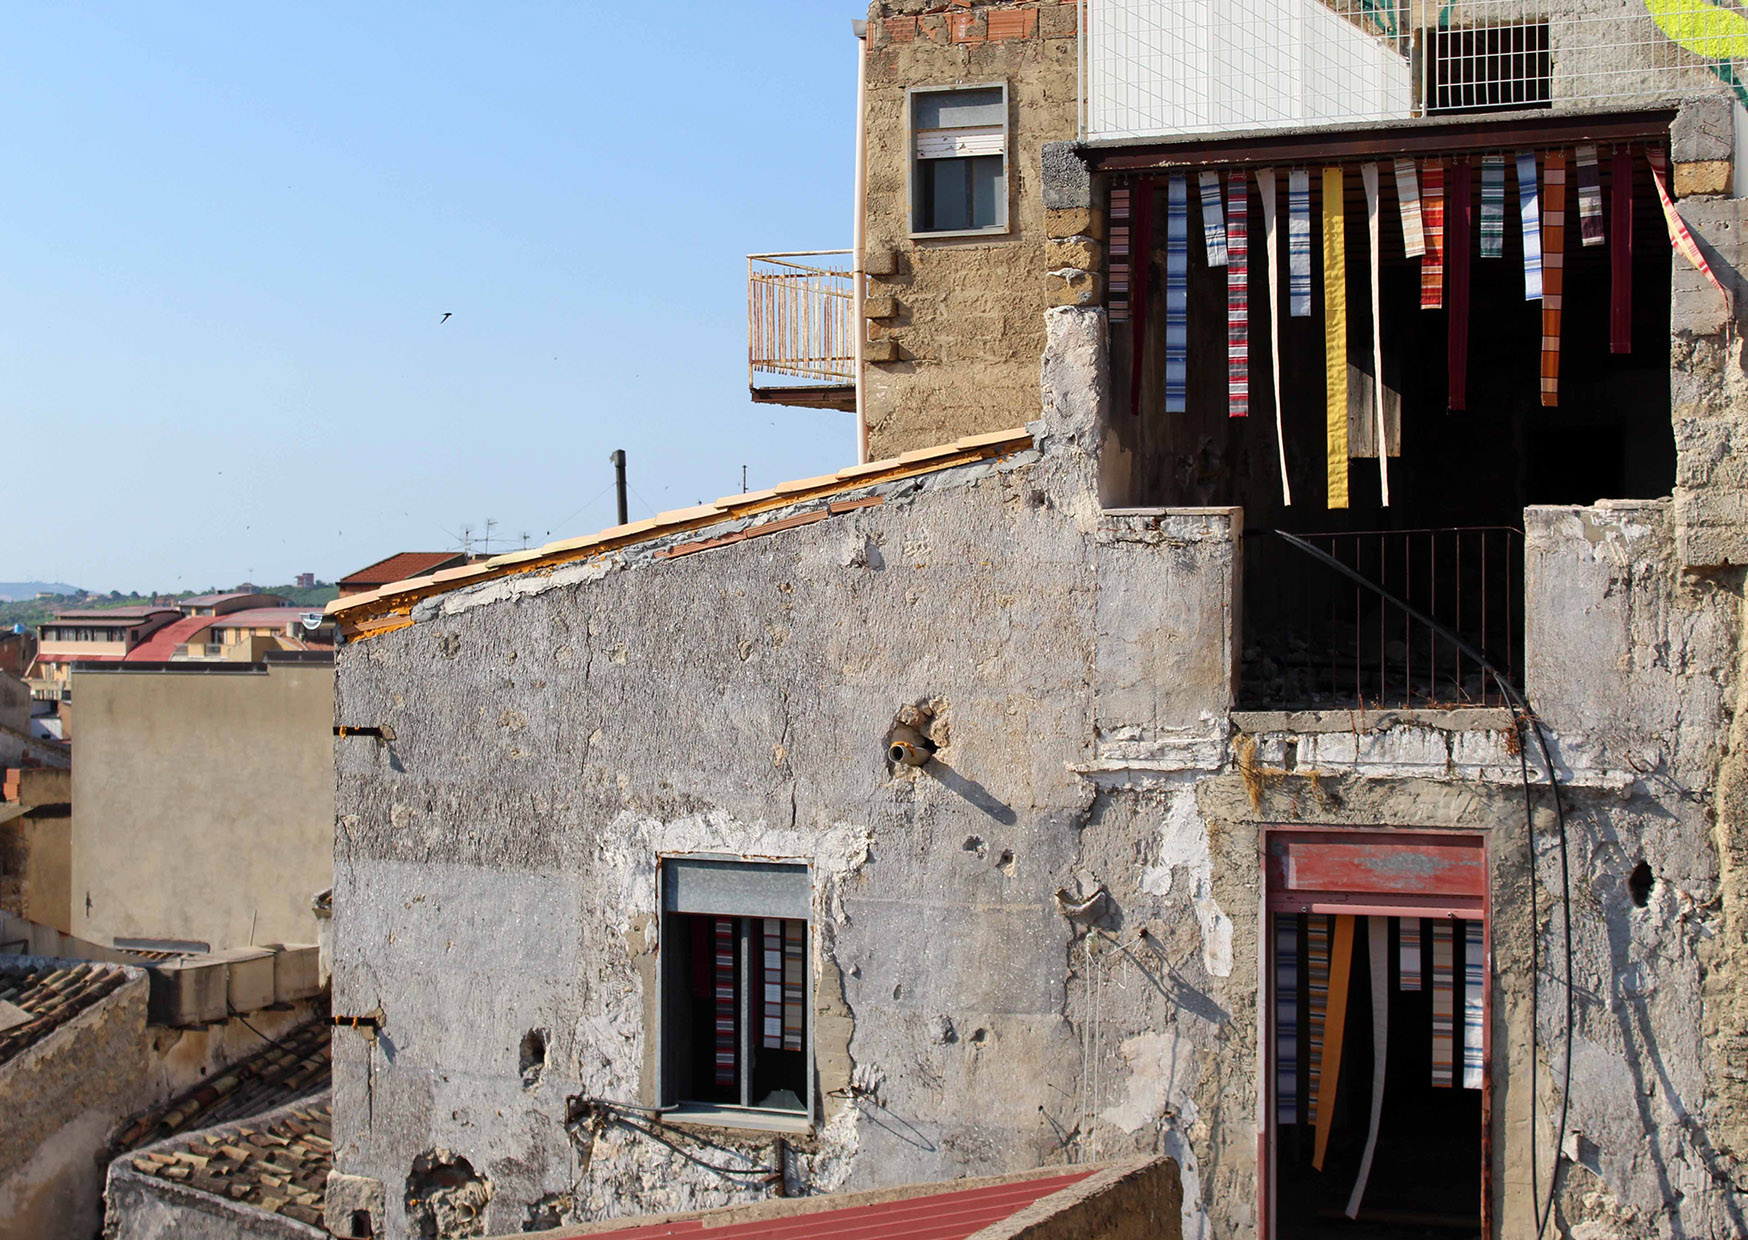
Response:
1100,1031,1208,1240
1139,790,1233,977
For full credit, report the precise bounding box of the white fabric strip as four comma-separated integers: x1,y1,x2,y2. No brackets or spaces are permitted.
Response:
1395,157,1424,257
1256,169,1292,506
1363,163,1389,506
1198,170,1228,267
1345,916,1390,1219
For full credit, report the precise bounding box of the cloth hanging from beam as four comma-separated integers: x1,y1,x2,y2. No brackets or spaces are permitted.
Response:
1306,913,1331,1126
1480,155,1506,259
1257,169,1293,505
1448,159,1473,411
1396,157,1425,257
1165,176,1189,413
1229,172,1249,418
1108,186,1132,322
1289,170,1313,317
1345,916,1390,1218
1613,147,1634,354
1647,146,1734,311
1130,183,1155,415
1431,920,1455,1087
1276,914,1300,1125
783,919,805,1051
1312,913,1355,1170
1518,152,1543,300
1421,161,1445,310
1362,163,1390,506
1462,920,1485,1089
1542,151,1567,406
1577,145,1605,247
1199,170,1229,267
714,917,737,1088
1323,166,1350,509
762,918,785,1049
1399,918,1422,990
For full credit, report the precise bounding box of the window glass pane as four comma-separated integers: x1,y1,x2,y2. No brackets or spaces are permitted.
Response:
915,87,1003,130
970,155,1003,229
925,158,972,232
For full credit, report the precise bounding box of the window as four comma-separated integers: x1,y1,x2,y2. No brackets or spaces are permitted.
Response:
658,858,811,1127
910,84,1008,236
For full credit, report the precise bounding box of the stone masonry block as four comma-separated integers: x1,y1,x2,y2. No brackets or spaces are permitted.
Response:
1042,3,1078,38
1046,268,1102,307
865,294,897,320
865,338,900,363
918,14,948,41
1673,94,1733,164
1043,141,1092,210
1676,161,1732,198
863,247,899,277
325,1171,385,1239
1048,207,1106,241
1048,236,1103,272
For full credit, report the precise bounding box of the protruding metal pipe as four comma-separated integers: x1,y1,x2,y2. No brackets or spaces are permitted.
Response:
611,449,628,526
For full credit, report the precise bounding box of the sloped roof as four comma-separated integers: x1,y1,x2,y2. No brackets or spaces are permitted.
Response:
124,1098,331,1230
328,428,1033,641
209,608,315,629
125,615,214,662
0,959,134,1067
47,608,178,623
338,552,468,589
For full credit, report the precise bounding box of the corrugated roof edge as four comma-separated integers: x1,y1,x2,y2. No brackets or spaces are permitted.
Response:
327,427,1034,640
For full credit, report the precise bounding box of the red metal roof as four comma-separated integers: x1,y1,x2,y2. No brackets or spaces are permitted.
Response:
552,1170,1093,1240
125,615,215,662
46,608,179,623
208,607,315,629
338,552,466,589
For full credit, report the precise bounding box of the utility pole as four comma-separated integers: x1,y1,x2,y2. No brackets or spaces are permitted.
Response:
611,450,628,525
742,464,748,493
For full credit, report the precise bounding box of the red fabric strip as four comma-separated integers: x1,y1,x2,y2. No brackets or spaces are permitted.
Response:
1612,146,1633,354
1447,159,1472,412
1130,181,1154,417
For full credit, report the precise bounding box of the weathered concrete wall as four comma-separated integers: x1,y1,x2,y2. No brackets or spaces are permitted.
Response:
861,1,1079,458
70,660,334,950
1,767,73,931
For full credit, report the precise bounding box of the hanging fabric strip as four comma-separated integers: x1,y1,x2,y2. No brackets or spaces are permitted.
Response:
1576,145,1605,247
1312,913,1355,1171
762,918,784,1049
783,919,805,1051
1257,169,1293,505
1228,172,1249,418
1462,920,1485,1089
1129,182,1155,415
1363,163,1390,506
1396,157,1426,257
1448,159,1473,411
1421,161,1445,310
1518,152,1543,300
714,917,737,1088
1289,170,1313,316
1612,147,1634,354
1276,914,1300,1125
1400,918,1422,991
1323,166,1350,510
1199,170,1229,267
1306,913,1331,1127
1165,176,1190,413
1542,152,1567,407
1431,920,1455,1087
1108,186,1132,323
1648,146,1735,309
1480,155,1506,259
1345,917,1390,1219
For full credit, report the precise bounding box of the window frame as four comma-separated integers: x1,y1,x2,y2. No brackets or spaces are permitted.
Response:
654,854,814,1133
906,81,1011,240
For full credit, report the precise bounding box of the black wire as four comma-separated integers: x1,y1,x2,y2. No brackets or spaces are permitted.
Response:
1269,530,1574,1238
574,1098,781,1182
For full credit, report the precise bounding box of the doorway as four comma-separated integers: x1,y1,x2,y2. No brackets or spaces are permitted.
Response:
1264,829,1490,1240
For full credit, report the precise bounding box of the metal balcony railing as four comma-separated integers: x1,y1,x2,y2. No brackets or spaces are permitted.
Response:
747,252,854,387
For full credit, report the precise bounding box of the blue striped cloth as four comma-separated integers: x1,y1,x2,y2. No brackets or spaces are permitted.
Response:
1166,176,1189,413
1276,915,1299,1124
1462,920,1485,1088
1480,156,1506,259
1288,169,1312,316
1198,170,1228,267
1517,152,1542,300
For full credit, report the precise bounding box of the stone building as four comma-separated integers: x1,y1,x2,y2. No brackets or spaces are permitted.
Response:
326,3,1748,1238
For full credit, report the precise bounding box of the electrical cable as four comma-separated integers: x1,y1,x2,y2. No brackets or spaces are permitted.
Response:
1269,530,1573,1239
571,1098,781,1182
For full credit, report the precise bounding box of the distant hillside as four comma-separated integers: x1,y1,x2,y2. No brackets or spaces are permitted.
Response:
0,582,80,602
258,583,339,608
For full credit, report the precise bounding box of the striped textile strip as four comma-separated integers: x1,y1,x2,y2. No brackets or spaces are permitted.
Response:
1199,170,1229,267
1395,157,1425,257
1275,914,1299,1125
1129,182,1155,416
1363,163,1389,507
1480,155,1506,259
1648,146,1734,309
714,917,737,1088
1462,920,1485,1089
1257,170,1293,504
1108,187,1131,323
1228,171,1249,418
1448,159,1473,411
1612,147,1633,354
1312,914,1355,1171
1165,176,1189,413
1576,145,1605,247
782,919,805,1051
1399,918,1422,991
1431,920,1455,1087
1542,152,1567,407
1518,152,1543,300
1289,169,1312,316
762,918,784,1049
1306,914,1331,1126
1322,166,1350,510
1421,161,1445,310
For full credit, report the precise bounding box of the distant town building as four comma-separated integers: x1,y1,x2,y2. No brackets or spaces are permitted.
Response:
26,608,180,702
335,551,467,598
296,572,316,589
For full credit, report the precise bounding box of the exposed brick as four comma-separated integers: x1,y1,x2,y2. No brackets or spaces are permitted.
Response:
949,11,986,43
883,16,917,43
865,294,898,320
918,14,948,41
987,8,1038,41
865,338,900,363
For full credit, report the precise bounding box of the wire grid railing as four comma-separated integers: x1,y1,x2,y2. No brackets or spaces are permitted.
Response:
747,252,855,387
1239,527,1525,710
1083,0,1741,141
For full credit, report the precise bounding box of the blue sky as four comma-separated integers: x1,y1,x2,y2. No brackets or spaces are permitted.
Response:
2,3,859,591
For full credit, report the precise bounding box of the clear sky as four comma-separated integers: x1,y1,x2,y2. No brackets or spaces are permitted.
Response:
3,3,859,592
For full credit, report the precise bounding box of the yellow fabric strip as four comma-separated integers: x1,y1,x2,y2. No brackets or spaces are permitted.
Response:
1312,913,1356,1171
1322,167,1349,510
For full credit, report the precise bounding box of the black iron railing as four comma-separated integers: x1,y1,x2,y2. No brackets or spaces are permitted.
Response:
1240,526,1524,710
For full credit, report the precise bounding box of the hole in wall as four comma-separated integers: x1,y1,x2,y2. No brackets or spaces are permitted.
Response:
519,1029,547,1089
1629,860,1654,908
405,1150,493,1239
351,1210,376,1238
997,849,1015,874
963,835,986,856
970,1027,989,1046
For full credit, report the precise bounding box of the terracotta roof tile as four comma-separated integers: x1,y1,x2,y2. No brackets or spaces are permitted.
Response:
338,552,467,589
0,960,133,1067
128,1099,332,1230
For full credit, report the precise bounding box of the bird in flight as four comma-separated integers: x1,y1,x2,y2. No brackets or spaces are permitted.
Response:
440,312,452,324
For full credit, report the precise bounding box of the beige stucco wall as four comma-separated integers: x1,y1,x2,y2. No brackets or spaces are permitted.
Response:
861,0,1078,457
69,661,334,950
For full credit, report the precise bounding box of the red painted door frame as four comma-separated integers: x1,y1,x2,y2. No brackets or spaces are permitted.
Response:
1258,825,1493,1240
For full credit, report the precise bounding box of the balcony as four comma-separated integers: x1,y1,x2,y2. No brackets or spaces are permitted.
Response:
747,251,855,412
